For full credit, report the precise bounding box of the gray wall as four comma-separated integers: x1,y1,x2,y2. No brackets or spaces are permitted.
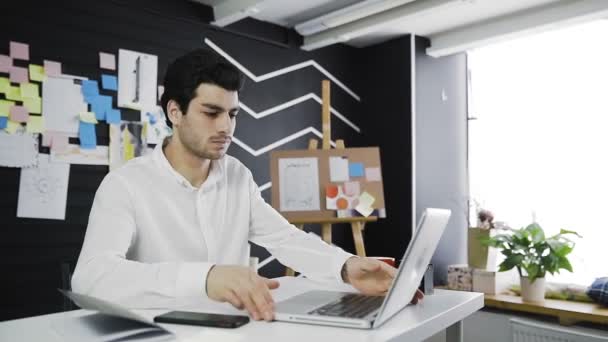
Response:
413,36,468,284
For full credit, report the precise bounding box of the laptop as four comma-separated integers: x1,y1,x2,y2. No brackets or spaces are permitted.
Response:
274,208,451,329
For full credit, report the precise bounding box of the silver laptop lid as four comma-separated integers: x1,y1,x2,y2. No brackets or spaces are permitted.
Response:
373,208,451,327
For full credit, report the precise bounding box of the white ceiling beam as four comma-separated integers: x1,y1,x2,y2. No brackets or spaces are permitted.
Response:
427,0,608,57
301,0,464,51
212,0,266,27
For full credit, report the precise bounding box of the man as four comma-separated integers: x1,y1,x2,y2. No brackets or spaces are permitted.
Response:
72,49,423,322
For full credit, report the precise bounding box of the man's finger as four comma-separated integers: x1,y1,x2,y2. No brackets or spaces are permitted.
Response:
361,259,382,272
226,290,244,310
264,278,280,290
377,261,397,278
238,288,260,320
250,284,273,321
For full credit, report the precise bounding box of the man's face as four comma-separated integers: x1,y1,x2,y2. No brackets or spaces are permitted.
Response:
173,83,239,160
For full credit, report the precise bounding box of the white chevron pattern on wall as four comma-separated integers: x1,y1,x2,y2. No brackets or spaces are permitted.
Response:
232,127,335,157
240,93,360,133
204,38,361,102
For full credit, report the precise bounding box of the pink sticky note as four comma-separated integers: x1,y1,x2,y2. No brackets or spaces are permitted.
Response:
365,167,382,181
9,66,28,83
99,52,116,70
51,135,69,153
44,60,62,77
10,41,29,60
42,131,58,147
9,105,29,123
344,181,361,197
0,55,11,73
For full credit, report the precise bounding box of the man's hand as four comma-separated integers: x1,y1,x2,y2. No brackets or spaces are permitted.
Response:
206,265,279,321
343,257,424,304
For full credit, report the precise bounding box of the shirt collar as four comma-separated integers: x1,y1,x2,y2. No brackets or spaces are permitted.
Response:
153,139,224,191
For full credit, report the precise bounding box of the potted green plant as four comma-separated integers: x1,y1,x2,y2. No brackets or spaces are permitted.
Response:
482,223,580,303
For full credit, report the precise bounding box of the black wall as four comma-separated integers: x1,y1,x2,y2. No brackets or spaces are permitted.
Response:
0,0,426,321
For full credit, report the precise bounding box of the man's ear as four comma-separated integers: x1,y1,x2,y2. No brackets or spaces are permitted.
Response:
167,100,183,128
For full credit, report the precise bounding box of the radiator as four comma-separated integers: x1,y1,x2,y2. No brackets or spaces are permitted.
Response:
510,318,608,342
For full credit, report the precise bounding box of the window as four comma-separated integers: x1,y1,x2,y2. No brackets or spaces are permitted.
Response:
468,20,608,286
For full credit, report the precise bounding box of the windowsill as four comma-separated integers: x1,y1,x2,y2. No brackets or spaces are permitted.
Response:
484,293,608,326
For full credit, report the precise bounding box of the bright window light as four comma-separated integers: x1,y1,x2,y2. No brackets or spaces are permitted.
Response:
468,20,608,286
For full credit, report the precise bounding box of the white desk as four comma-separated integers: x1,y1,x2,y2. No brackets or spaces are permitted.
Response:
0,277,483,342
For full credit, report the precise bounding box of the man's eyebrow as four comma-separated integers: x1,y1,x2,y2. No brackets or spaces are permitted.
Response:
200,103,239,112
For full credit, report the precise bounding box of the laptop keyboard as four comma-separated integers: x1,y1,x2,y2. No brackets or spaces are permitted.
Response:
308,293,385,319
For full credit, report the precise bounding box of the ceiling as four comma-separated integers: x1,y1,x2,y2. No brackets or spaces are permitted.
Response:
193,0,608,55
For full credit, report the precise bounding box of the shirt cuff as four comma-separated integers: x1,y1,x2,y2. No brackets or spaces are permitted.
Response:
332,251,355,283
175,262,215,298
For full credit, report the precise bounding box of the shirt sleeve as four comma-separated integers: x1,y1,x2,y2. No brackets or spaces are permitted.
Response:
71,173,214,308
246,171,353,282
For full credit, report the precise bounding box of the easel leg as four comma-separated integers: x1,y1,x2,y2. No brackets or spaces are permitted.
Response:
321,223,332,244
285,224,305,276
351,222,366,257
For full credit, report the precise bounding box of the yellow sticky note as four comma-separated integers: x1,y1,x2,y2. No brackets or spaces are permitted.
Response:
29,64,46,82
5,120,20,134
358,191,376,208
0,100,14,117
124,142,135,161
79,111,98,124
20,82,39,99
6,86,22,101
0,77,9,94
23,97,42,114
26,115,45,133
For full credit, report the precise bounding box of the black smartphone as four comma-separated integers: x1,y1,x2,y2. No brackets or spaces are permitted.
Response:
154,311,250,328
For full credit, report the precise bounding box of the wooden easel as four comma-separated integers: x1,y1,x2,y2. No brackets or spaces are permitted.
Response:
286,80,378,276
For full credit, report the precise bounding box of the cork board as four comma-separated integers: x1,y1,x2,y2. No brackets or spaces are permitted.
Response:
270,147,386,221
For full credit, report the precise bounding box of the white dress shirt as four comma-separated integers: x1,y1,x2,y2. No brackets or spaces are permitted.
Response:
72,143,353,308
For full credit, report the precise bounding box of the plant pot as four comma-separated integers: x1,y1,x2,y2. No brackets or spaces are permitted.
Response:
520,276,546,303
468,228,497,270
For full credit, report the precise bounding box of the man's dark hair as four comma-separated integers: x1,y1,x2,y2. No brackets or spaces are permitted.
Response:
160,49,245,128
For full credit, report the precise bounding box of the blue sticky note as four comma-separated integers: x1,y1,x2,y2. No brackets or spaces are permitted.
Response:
81,80,99,99
349,162,365,177
90,95,113,121
0,116,7,129
101,74,118,91
79,121,97,149
106,108,121,124
146,112,157,125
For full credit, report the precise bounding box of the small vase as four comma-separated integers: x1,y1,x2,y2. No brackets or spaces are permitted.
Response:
520,276,546,303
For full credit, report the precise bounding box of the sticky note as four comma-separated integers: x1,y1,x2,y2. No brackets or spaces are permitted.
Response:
20,83,39,99
79,121,97,149
0,77,9,94
26,115,44,133
9,66,28,83
0,55,11,73
29,64,45,82
355,203,374,217
349,162,365,177
146,112,157,124
9,105,29,123
5,120,20,134
365,167,382,181
10,41,29,60
0,116,7,129
90,95,113,120
79,111,98,124
81,80,99,99
23,97,42,114
358,191,376,208
99,52,116,70
6,86,22,101
343,181,361,197
43,60,62,77
51,134,69,152
329,156,349,182
0,100,14,117
101,74,118,91
42,132,55,147
106,108,121,124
